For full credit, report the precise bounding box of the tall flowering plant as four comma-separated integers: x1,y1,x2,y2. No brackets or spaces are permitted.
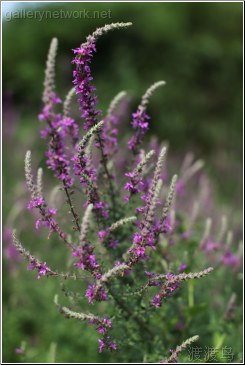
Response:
12,22,231,362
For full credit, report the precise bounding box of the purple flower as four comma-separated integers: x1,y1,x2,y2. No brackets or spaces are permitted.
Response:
72,41,101,131
178,263,187,272
109,239,119,249
176,179,186,197
85,284,96,303
3,227,20,263
147,234,155,248
205,240,221,252
152,293,162,308
97,325,107,334
182,231,191,240
98,230,108,240
128,109,150,152
222,251,241,269
85,284,107,304
39,94,75,188
37,262,50,279
102,116,120,157
103,318,112,327
27,263,36,271
98,337,117,353
124,168,146,202
109,341,117,352
73,244,101,276
98,339,106,353
35,219,42,230
162,216,172,234
15,348,24,355
145,271,155,277
27,261,51,279
95,317,112,335
45,127,73,188
135,246,146,258
133,233,143,245
136,206,145,214
48,208,57,215
27,197,45,210
150,273,180,308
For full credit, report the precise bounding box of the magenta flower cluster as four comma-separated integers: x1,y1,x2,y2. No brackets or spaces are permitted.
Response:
72,41,101,131
128,109,150,152
72,244,101,277
39,96,78,189
145,272,180,308
28,261,51,279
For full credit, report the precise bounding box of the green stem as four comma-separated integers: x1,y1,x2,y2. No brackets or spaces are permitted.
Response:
107,284,155,337
188,280,195,308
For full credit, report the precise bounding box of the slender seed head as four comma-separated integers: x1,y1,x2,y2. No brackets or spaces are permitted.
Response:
107,91,127,119
141,81,166,109
88,22,132,44
161,174,178,224
78,121,104,154
63,87,76,117
25,150,37,199
109,216,137,232
42,37,58,104
80,204,93,244
37,168,43,197
164,335,199,363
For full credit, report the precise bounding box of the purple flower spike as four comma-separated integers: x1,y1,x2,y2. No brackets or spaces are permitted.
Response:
128,109,150,153
72,41,101,131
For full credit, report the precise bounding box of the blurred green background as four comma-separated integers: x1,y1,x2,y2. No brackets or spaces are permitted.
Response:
3,1,243,204
2,1,243,363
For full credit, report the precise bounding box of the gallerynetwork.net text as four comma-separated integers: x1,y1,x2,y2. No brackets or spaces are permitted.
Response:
5,9,112,22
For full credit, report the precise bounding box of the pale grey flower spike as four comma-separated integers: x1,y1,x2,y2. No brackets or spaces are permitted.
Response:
141,81,166,109
89,22,132,43
144,179,163,231
163,335,199,363
80,204,93,244
109,216,137,232
42,37,58,104
200,217,212,248
226,230,233,248
78,121,104,153
95,263,130,293
54,295,110,323
217,215,227,243
63,87,76,117
134,150,155,175
161,174,178,225
107,91,127,119
147,147,167,207
37,167,43,197
25,150,37,200
181,159,204,184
